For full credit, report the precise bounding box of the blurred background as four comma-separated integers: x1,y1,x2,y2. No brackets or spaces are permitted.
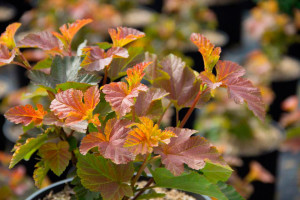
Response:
0,0,300,199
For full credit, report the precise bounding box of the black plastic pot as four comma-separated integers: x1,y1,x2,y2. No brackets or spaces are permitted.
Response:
233,122,285,200
26,177,212,200
209,0,247,47
269,77,300,122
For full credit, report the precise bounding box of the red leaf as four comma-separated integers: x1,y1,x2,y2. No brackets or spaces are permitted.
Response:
190,33,221,72
124,117,176,155
81,46,128,71
154,54,210,109
5,104,47,126
0,44,15,66
154,127,226,176
17,31,63,55
53,19,92,48
0,23,21,49
108,27,145,47
39,141,71,176
200,61,265,121
80,119,134,164
50,86,100,132
102,62,150,117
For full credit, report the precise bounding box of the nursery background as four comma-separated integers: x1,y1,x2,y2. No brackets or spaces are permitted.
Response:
0,0,299,199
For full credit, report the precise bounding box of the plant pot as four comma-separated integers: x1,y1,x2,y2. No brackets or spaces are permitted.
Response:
268,57,300,122
26,177,212,200
231,122,284,200
207,0,247,47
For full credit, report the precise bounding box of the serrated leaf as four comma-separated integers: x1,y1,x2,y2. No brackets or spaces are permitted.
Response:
5,104,47,126
200,162,232,183
71,176,101,200
200,60,265,121
39,141,71,176
29,56,100,89
152,168,228,200
17,31,63,55
125,117,176,155
154,54,210,109
154,127,226,176
190,33,221,73
80,119,134,164
9,132,48,168
103,62,150,117
0,23,21,49
135,88,169,119
108,47,145,81
216,182,245,200
33,161,49,188
50,86,100,132
53,19,92,49
108,27,145,47
81,46,128,71
33,57,53,69
77,153,134,200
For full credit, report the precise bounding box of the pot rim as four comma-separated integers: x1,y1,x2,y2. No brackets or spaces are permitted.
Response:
26,177,212,200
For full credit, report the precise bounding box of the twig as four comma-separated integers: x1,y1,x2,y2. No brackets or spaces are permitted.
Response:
157,101,172,126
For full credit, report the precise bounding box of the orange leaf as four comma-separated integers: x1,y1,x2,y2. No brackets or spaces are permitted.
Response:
124,117,176,155
0,23,21,49
39,141,71,176
53,19,92,48
50,86,100,132
126,62,151,91
5,104,47,126
108,27,145,47
190,33,221,73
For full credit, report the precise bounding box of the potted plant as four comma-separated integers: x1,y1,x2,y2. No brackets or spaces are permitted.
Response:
244,0,300,121
1,19,265,199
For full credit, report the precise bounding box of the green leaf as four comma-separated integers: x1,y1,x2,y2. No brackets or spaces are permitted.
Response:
33,58,52,69
152,168,228,200
33,161,49,188
200,162,233,183
286,127,300,139
93,93,112,117
39,141,72,176
216,182,245,200
108,47,144,81
67,136,78,151
29,56,101,90
22,122,35,133
9,132,48,168
56,82,93,91
77,153,134,200
136,191,165,200
88,123,98,133
97,42,113,50
71,176,101,200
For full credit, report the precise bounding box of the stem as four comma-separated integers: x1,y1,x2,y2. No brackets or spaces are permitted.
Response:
103,67,108,85
157,101,172,126
132,178,154,200
131,153,150,188
11,61,29,70
179,89,203,128
16,49,32,70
